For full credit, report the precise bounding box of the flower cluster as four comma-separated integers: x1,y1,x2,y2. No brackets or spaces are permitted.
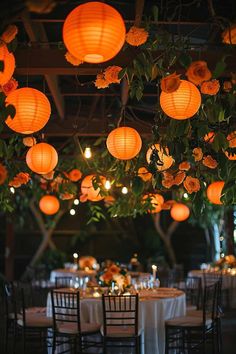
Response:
95,66,122,89
214,254,236,269
65,51,83,66
79,256,97,270
99,264,131,290
126,26,148,46
9,172,30,188
0,77,18,96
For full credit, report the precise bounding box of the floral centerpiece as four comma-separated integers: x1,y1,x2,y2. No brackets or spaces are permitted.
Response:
79,256,98,270
98,264,131,293
214,255,236,269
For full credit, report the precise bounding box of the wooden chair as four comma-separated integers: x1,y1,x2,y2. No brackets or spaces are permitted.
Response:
101,294,142,354
55,276,73,289
185,276,202,312
51,289,101,354
165,281,221,353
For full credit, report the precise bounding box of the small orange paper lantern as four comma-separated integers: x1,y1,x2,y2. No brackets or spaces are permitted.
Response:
39,195,60,215
81,175,105,202
0,44,15,85
26,143,58,174
106,127,142,160
5,88,51,134
63,2,126,64
160,80,201,120
143,193,164,213
170,203,190,221
146,144,174,171
207,181,225,205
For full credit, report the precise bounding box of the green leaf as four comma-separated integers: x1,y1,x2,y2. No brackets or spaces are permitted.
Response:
118,68,127,80
212,61,226,79
178,52,192,69
132,176,144,196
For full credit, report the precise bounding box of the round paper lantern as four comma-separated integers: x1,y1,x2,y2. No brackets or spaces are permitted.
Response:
170,203,190,221
81,174,105,202
143,193,164,213
5,88,51,134
26,143,58,174
106,127,142,160
146,144,174,171
63,2,126,63
39,195,60,215
207,181,224,205
160,80,201,120
0,44,15,85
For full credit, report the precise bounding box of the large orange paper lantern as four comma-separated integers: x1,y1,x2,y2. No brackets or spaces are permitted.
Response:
160,80,201,120
146,144,174,171
5,88,51,134
143,193,164,213
26,142,58,174
0,44,15,85
81,175,105,202
63,2,126,63
106,127,142,160
39,195,60,215
207,181,224,205
170,203,190,221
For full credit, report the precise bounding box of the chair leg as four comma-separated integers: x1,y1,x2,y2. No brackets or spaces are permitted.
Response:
135,336,140,354
103,337,107,354
216,318,222,354
165,326,169,354
52,332,56,354
22,328,26,354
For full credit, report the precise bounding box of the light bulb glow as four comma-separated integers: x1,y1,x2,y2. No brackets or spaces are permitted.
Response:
10,187,15,194
122,186,128,194
73,252,78,259
105,180,111,190
183,193,189,199
84,147,92,159
74,199,79,205
70,208,76,215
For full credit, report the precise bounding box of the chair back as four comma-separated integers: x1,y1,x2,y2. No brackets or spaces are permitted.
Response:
203,270,222,286
55,276,73,288
50,290,81,333
202,281,220,324
185,276,202,309
4,282,18,322
102,294,139,336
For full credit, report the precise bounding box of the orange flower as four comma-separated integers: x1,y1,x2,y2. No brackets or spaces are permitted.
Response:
102,271,113,283
94,73,109,89
200,79,220,95
1,25,18,44
126,26,148,46
68,169,82,182
173,171,186,186
227,131,236,148
9,172,30,188
65,51,83,66
223,81,233,92
138,167,152,181
42,170,54,180
104,66,122,84
80,194,88,203
204,132,215,143
160,72,181,93
2,78,18,96
162,200,176,210
183,176,201,194
0,163,7,185
193,147,203,161
9,179,21,188
108,264,120,274
186,61,212,86
60,192,74,200
23,136,36,147
179,161,191,171
162,171,174,189
202,155,218,169
222,24,236,45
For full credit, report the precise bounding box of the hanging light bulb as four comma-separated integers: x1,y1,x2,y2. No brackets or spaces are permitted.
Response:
70,208,76,215
10,187,15,194
183,193,189,199
122,186,128,194
84,147,92,159
105,180,111,190
74,199,79,205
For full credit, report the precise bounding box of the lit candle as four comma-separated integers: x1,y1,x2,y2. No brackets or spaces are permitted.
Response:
152,265,157,280
73,252,78,265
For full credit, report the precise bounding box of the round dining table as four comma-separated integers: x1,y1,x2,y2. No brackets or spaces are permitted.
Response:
46,287,186,354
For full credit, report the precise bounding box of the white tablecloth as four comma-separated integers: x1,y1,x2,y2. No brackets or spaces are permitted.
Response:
47,288,186,354
188,270,236,308
50,268,96,282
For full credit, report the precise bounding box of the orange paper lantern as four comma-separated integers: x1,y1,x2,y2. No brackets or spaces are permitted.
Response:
26,143,58,174
0,44,15,85
160,80,201,120
63,2,126,64
81,174,105,202
146,144,174,171
170,203,190,221
207,181,225,205
5,88,51,134
106,127,142,160
39,195,60,215
143,193,164,213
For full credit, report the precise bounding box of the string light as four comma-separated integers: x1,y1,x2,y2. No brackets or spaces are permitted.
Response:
73,252,78,259
74,199,79,205
183,193,189,199
84,147,92,159
122,186,128,194
70,208,76,215
105,180,111,190
10,187,15,194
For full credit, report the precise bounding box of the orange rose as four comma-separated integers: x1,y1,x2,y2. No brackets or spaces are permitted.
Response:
183,176,200,194
1,25,18,44
60,192,74,200
9,179,21,188
162,200,176,210
200,79,220,95
68,169,82,182
179,161,191,171
138,167,152,181
173,171,186,186
126,26,148,46
102,271,113,283
161,72,181,93
23,136,36,147
222,24,236,45
186,61,212,86
227,131,236,148
162,171,174,189
94,73,109,89
108,264,120,274
223,81,233,92
80,194,88,203
193,147,203,161
2,78,18,96
204,132,215,143
104,66,122,84
0,163,8,185
202,155,218,169
65,51,83,66
42,170,54,180
9,172,30,188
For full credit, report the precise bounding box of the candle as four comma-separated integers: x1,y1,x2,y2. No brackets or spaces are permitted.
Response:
73,252,78,265
152,265,157,280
